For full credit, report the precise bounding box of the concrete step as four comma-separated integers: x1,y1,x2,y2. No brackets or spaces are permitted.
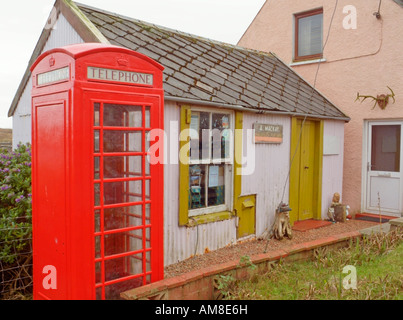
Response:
359,217,402,236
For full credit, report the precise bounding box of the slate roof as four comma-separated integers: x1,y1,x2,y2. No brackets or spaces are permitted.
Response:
394,0,403,8
76,3,349,120
8,0,349,121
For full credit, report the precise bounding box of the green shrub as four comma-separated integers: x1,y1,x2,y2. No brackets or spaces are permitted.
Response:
0,143,32,299
0,143,32,264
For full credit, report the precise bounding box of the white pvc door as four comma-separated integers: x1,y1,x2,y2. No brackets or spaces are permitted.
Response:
366,121,402,215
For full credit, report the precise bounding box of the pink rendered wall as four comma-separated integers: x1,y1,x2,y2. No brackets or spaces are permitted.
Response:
239,0,403,213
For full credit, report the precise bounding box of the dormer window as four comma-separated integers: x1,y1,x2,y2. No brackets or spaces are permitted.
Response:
294,8,323,62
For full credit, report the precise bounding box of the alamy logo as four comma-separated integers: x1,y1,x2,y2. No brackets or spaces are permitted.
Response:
343,5,357,30
342,265,357,290
42,265,57,290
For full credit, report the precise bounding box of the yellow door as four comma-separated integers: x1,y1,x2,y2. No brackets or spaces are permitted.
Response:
299,120,316,220
289,118,323,224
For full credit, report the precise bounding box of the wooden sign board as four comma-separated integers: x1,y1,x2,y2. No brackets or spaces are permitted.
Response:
253,123,283,144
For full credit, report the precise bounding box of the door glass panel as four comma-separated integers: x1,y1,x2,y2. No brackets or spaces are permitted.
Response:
104,156,143,179
105,254,143,282
104,131,142,153
94,103,100,126
104,278,143,300
145,106,151,128
94,130,100,153
93,101,158,300
104,205,143,231
104,180,142,205
104,104,143,127
371,125,401,172
104,230,144,256
94,157,100,179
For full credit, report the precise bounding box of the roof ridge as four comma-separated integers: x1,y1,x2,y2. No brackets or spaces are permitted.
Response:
74,1,276,59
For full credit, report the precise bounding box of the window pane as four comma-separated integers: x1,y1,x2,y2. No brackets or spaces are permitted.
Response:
371,125,401,172
104,131,142,153
189,164,207,209
207,165,225,206
298,13,323,57
190,112,210,161
104,104,143,127
212,113,231,160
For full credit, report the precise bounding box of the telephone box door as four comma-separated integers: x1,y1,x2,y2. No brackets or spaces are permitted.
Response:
88,92,163,300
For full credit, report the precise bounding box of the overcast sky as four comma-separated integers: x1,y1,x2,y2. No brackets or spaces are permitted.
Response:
0,0,266,129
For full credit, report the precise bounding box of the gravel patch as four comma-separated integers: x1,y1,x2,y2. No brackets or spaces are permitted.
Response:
164,219,378,278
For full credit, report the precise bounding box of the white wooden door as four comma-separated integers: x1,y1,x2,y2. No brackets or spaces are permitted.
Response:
365,121,402,216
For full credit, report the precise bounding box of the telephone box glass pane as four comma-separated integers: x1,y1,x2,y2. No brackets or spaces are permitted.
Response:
94,131,100,153
94,103,100,126
104,278,143,300
103,180,143,205
104,156,143,179
96,287,102,300
104,205,143,231
95,262,102,283
104,131,142,153
94,183,101,206
104,230,144,256
145,180,150,200
105,253,143,281
146,203,151,221
94,157,100,179
94,210,101,233
95,236,101,259
104,104,143,127
145,106,151,128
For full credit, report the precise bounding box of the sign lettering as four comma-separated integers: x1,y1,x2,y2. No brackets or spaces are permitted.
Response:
37,67,69,86
87,66,154,86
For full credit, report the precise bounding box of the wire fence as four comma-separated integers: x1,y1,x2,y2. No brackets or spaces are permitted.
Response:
0,216,33,300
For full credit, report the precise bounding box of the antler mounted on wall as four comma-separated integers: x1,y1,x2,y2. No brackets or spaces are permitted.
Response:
355,86,396,110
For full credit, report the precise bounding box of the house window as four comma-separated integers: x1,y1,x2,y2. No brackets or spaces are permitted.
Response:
294,8,323,61
188,110,233,216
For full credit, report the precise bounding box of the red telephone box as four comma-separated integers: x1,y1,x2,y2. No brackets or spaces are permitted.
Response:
31,43,164,300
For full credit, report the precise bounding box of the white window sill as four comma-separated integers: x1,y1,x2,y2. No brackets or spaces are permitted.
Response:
289,58,327,67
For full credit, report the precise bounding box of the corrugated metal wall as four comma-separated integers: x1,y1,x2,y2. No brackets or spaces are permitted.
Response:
12,13,84,149
241,113,291,237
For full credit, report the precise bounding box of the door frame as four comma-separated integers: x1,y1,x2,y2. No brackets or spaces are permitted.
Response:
362,120,403,217
289,117,323,224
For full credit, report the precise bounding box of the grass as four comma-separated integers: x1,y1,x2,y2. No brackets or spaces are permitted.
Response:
218,228,403,300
